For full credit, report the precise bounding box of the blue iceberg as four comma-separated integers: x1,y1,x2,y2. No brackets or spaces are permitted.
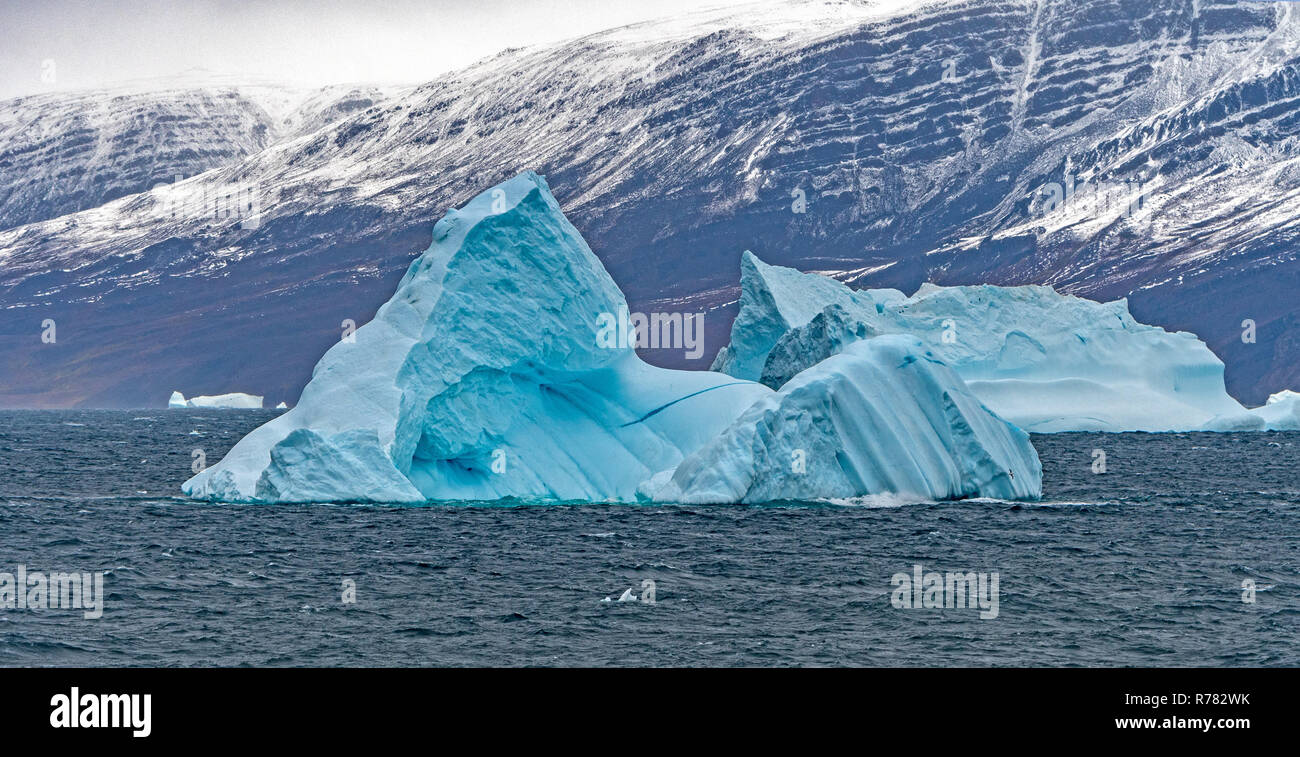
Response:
184,172,1042,504
714,252,1292,433
1202,390,1300,431
184,172,771,503
644,335,1042,504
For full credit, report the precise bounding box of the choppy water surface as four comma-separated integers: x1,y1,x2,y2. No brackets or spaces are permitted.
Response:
0,410,1296,666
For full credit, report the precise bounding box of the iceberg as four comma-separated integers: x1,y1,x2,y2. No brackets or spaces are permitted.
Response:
1255,391,1300,430
184,171,1041,505
714,252,1288,433
168,391,263,409
1203,390,1300,431
646,335,1041,504
183,172,771,503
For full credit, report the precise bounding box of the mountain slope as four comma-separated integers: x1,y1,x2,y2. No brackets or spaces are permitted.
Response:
1,0,1297,407
0,78,402,233
0,86,282,231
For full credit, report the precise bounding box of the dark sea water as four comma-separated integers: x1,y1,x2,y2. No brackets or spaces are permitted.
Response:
0,409,1296,667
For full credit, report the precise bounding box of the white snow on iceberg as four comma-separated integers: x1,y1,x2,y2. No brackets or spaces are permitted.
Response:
168,391,263,409
646,335,1041,504
714,252,1286,433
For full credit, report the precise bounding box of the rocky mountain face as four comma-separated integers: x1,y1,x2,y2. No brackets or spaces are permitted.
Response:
0,87,277,232
1,0,1297,407
0,75,398,233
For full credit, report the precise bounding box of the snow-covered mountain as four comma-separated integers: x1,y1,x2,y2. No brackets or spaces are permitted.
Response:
0,86,278,232
0,74,398,234
1,0,1298,407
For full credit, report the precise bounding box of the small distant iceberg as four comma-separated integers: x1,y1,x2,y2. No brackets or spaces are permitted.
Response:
168,391,263,409
275,402,289,410
602,588,643,603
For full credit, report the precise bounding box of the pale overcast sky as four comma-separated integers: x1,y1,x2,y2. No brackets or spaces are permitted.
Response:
0,0,758,99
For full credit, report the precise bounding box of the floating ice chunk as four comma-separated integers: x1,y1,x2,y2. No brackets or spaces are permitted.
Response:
169,391,263,409
715,251,1268,432
1248,390,1300,430
184,172,770,503
185,174,1059,505
648,335,1042,504
1204,389,1300,430
187,393,263,409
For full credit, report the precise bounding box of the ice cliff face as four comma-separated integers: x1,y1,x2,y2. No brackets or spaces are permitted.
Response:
715,252,1284,432
184,172,1042,504
648,335,1041,504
